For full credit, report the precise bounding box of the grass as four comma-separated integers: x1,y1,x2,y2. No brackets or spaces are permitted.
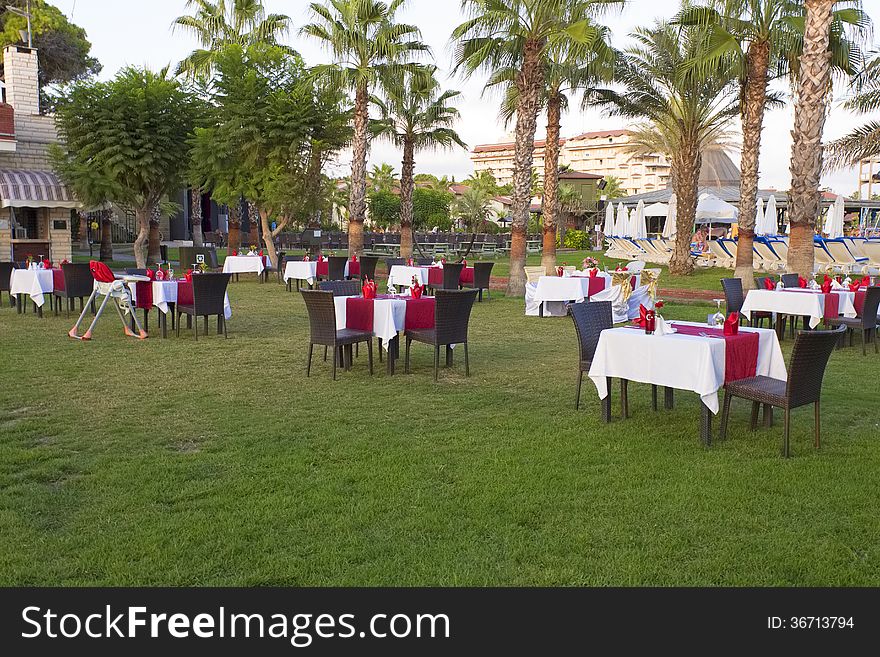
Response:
1,273,878,586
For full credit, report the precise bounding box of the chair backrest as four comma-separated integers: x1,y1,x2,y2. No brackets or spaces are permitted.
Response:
825,241,856,264
284,255,304,264
416,257,433,266
859,286,880,329
62,263,95,296
786,326,846,408
569,301,612,363
442,263,464,290
524,266,545,284
0,261,15,292
435,289,478,345
328,256,348,281
319,280,360,297
125,268,148,276
300,289,337,343
359,256,379,280
720,278,744,314
191,273,231,316
473,262,494,289
179,246,218,269
755,276,774,290
386,258,405,271
780,273,800,288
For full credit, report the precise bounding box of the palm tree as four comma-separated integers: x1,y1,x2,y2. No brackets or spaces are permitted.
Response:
828,52,880,168
373,66,466,257
595,23,740,275
601,175,625,199
454,186,494,231
173,0,291,246
676,0,868,287
368,163,399,192
464,170,501,196
452,0,610,296
303,0,428,256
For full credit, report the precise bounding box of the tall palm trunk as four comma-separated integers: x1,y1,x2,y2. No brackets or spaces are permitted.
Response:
508,38,544,296
148,203,162,264
787,0,834,277
133,206,150,269
670,137,700,276
247,201,259,247
349,83,369,257
191,187,204,247
735,40,770,287
227,202,241,252
399,139,415,259
99,209,113,262
541,90,562,275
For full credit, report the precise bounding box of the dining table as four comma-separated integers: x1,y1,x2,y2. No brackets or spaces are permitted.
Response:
10,268,55,316
740,288,858,330
588,320,787,445
129,278,232,338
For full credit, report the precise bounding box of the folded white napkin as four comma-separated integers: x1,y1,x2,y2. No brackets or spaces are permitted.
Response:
654,315,676,336
808,280,820,290
831,279,844,290
776,282,784,290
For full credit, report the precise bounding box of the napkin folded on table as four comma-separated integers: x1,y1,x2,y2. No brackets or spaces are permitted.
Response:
723,312,740,336
831,279,844,290
146,268,156,281
763,277,776,290
654,315,675,336
184,269,193,282
588,268,598,278
798,276,808,288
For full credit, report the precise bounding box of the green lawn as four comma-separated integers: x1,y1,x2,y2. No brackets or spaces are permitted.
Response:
1,276,877,586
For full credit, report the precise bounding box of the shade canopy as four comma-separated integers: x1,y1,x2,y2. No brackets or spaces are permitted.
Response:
0,168,80,209
643,202,669,217
695,193,738,222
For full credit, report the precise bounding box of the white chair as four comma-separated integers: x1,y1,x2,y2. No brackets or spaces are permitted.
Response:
824,241,868,275
708,241,733,268
753,242,785,271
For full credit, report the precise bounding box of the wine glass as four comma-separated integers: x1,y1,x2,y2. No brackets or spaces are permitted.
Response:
712,298,725,328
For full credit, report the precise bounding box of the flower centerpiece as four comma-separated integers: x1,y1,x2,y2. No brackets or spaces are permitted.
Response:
582,257,599,275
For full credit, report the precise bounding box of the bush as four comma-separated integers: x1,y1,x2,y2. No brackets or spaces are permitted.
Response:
562,229,591,250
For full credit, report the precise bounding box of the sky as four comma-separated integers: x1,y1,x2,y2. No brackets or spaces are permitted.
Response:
51,0,880,195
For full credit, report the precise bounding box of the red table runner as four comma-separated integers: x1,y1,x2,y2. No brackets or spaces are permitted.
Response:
672,324,759,384
345,297,374,331
52,268,65,291
317,260,360,278
134,281,153,309
345,296,436,332
854,290,866,316
425,266,474,287
587,277,606,297
177,281,194,306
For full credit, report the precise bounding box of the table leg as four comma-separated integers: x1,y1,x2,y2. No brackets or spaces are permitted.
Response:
387,336,399,376
664,387,674,410
161,312,167,338
601,378,612,423
700,401,713,447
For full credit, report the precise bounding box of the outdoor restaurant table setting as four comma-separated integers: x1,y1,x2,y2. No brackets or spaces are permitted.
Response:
740,276,859,329
10,265,55,310
222,251,268,276
388,264,430,288
129,270,231,338
588,312,786,445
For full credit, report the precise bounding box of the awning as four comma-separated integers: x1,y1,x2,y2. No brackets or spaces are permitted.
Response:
0,168,80,209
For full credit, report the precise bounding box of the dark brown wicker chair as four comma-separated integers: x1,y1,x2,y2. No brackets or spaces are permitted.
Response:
780,273,800,288
719,325,845,457
569,301,613,419
301,289,373,380
385,258,405,273
125,268,148,276
405,289,478,381
825,286,880,355
359,256,378,281
327,256,348,281
0,261,16,307
176,273,232,340
416,257,434,266
53,263,94,318
440,263,464,291
722,277,770,328
319,280,360,297
468,262,494,301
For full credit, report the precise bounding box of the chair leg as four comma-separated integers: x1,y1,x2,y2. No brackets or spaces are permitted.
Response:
324,346,328,362
575,371,583,410
620,379,629,419
193,315,198,341
306,344,313,376
651,385,658,412
783,409,791,458
749,402,760,431
332,346,337,381
378,338,383,362
464,342,470,377
222,316,228,338
719,392,732,440
664,387,674,410
176,312,181,337
862,328,867,356
814,401,820,449
601,378,612,423
446,345,453,368
763,404,773,428
434,345,440,382
874,328,878,354
367,339,374,375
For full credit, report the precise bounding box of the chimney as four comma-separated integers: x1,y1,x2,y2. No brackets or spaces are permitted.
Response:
3,45,39,115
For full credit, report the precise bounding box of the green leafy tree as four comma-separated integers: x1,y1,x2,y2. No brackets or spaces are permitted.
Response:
368,163,399,192
453,185,493,231
190,44,320,269
601,175,625,199
464,170,501,196
828,51,880,169
303,0,428,256
52,68,200,268
412,187,453,229
367,189,401,228
373,65,466,257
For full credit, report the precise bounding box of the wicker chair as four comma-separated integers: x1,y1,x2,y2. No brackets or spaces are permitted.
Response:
416,257,434,266
405,289,478,381
0,261,16,307
780,273,800,288
52,263,94,318
825,286,880,355
125,268,148,276
327,256,348,281
301,289,374,380
719,325,845,457
319,280,360,297
440,263,464,291
385,258,405,273
359,256,379,281
721,277,770,328
176,273,232,340
469,262,494,301
569,301,613,418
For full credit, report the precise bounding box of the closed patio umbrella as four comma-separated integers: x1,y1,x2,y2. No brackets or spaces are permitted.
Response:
603,203,614,236
764,195,778,236
634,200,647,239
755,198,765,236
662,193,677,238
615,203,628,236
827,195,845,238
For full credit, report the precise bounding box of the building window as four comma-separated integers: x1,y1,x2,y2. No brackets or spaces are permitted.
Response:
12,207,39,239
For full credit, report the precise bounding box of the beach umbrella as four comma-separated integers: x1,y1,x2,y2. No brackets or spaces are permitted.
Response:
828,195,845,238
615,203,628,236
603,203,614,236
765,195,778,236
662,193,677,238
634,200,647,239
755,198,765,236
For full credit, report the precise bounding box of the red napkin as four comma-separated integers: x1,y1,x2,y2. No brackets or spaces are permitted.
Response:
556,266,564,277
861,276,871,287
724,312,739,336
61,259,70,265
763,277,775,290
588,268,598,278
231,249,237,256
41,259,51,269
146,268,155,281
462,259,467,266
633,304,649,328
798,276,807,288
411,284,424,299
407,258,414,267
259,249,264,257
155,268,166,281
821,279,832,294
184,269,193,282
849,280,862,292
362,279,377,299
351,254,358,263
303,254,310,262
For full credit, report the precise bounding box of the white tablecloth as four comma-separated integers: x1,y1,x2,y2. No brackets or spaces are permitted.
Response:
223,256,266,275
10,269,54,307
334,295,405,348
389,265,429,288
284,261,319,285
129,280,232,320
533,276,593,304
741,289,857,329
588,321,787,414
